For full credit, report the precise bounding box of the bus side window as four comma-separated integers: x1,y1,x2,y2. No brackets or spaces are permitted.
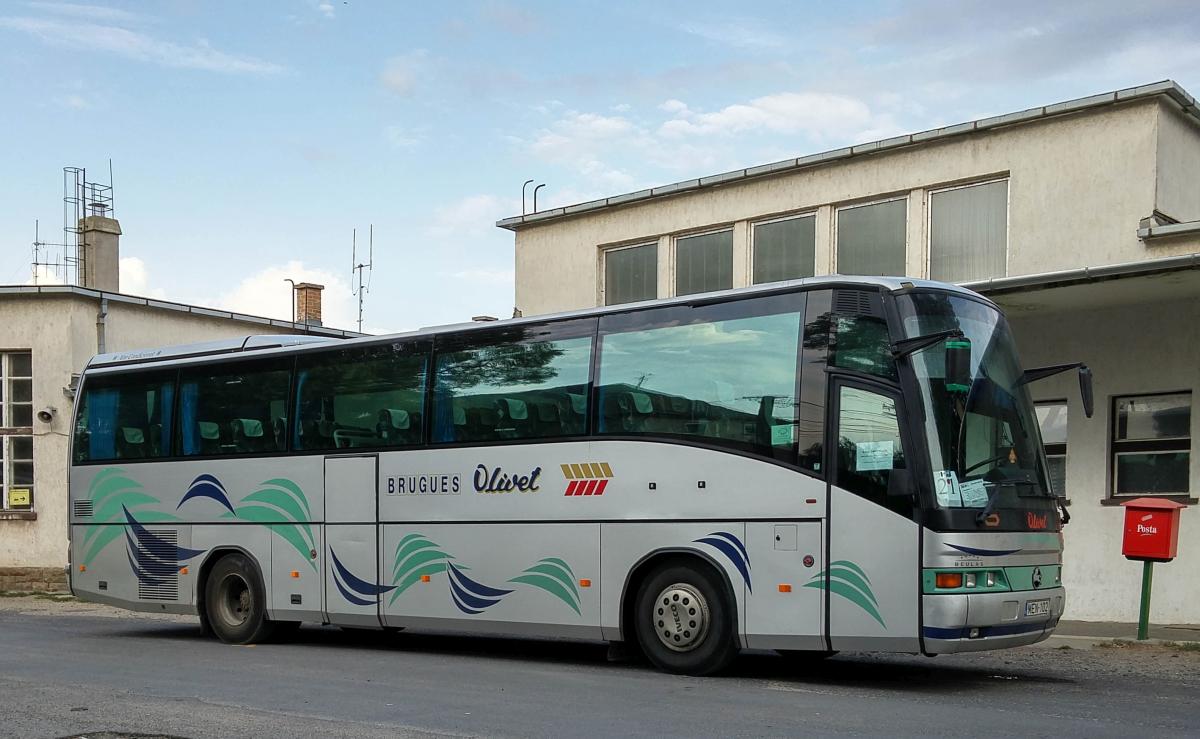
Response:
73,371,175,463
835,385,908,514
431,320,595,444
178,358,292,456
293,342,429,452
596,293,803,462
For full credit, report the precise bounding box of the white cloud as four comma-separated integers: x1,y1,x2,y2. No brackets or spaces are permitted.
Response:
385,125,423,149
658,99,690,114
658,92,898,142
317,2,335,19
678,17,788,50
381,50,427,96
26,2,145,24
119,256,165,298
452,268,515,284
0,15,284,74
28,264,66,285
211,260,358,330
428,194,517,238
55,93,89,109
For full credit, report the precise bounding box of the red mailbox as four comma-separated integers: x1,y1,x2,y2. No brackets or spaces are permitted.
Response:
1121,498,1185,562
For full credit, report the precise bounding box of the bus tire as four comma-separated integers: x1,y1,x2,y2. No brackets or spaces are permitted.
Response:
634,562,738,676
204,553,276,645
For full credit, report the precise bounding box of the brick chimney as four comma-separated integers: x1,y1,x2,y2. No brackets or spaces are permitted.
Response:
79,215,121,292
294,282,324,326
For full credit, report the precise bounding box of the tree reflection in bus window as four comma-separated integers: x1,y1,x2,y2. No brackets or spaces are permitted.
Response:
836,386,907,511
432,330,593,443
597,309,801,461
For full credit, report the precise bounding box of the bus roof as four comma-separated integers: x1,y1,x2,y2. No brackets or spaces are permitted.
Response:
83,275,990,373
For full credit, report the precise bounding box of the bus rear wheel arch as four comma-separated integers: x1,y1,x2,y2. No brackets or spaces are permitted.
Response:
629,555,739,676
201,551,278,645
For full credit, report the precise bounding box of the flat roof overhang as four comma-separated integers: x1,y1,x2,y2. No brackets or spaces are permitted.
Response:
965,252,1200,315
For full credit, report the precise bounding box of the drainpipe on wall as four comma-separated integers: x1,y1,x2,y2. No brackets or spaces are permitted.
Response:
96,295,108,355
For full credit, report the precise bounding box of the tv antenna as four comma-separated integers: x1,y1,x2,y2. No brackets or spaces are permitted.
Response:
351,224,374,333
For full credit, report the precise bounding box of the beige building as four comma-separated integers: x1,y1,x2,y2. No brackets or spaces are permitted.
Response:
0,217,355,590
500,80,1200,624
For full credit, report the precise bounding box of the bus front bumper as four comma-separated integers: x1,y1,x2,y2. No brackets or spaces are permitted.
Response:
921,586,1065,654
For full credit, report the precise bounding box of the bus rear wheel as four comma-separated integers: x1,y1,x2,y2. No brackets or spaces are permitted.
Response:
634,562,738,676
204,553,277,645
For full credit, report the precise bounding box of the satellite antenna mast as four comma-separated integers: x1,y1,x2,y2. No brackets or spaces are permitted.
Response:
351,224,374,333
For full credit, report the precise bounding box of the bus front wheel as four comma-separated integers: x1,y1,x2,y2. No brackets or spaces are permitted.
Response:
634,562,738,675
204,553,277,645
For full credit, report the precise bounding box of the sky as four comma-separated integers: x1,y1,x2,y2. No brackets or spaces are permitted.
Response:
1,1,1198,334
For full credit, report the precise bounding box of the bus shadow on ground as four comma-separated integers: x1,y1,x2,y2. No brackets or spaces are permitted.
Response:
113,620,1073,691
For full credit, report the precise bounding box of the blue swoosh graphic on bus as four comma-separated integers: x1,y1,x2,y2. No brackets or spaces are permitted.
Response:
123,506,204,586
694,531,752,593
330,549,396,606
447,562,512,614
178,474,235,514
945,543,1022,557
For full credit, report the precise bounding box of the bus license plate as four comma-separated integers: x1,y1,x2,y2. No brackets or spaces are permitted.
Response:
1025,599,1050,617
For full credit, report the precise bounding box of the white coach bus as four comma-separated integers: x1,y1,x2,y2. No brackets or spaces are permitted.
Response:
68,276,1091,675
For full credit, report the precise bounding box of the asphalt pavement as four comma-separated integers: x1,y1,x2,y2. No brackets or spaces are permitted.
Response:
1,598,1197,738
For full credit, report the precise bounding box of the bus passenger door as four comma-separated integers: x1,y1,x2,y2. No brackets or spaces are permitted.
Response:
323,454,382,627
825,379,920,652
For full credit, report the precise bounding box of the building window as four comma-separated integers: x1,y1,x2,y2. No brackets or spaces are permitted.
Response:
2,351,34,510
929,179,1008,283
1036,401,1068,498
604,242,657,306
836,199,907,276
753,214,816,284
1111,392,1191,497
675,229,733,296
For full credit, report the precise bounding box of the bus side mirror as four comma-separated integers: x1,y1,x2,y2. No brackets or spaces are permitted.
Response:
944,339,972,394
888,468,915,498
1079,365,1094,419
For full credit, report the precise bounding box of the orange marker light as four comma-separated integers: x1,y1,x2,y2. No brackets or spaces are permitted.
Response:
421,574,431,583
290,570,300,579
805,498,817,504
179,566,189,575
778,584,792,593
79,565,86,572
936,573,964,589
579,579,592,588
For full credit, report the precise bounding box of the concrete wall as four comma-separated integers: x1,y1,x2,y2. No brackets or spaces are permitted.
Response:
514,100,1184,316
0,294,329,582
1010,297,1199,624
1155,102,1200,224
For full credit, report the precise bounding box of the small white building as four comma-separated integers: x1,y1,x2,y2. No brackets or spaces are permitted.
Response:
0,216,356,591
498,81,1200,625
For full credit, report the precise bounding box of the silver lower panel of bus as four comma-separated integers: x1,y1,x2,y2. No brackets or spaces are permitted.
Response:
921,585,1065,654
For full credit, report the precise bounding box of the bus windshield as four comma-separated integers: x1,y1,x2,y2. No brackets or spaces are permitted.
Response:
896,292,1052,509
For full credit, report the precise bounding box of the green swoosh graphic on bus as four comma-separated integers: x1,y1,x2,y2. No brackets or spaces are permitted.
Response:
80,468,180,566
388,535,582,615
508,557,581,615
224,478,317,569
804,559,886,628
390,534,454,604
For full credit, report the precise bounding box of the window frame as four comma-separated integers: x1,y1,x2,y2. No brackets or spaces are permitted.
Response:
833,195,909,277
750,211,818,286
1,350,34,511
1108,390,1193,500
672,226,735,298
1035,399,1069,500
175,356,296,459
600,240,659,307
925,177,1010,283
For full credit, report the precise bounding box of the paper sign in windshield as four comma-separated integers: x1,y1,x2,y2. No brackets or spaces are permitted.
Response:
959,479,989,507
856,440,894,471
935,470,962,507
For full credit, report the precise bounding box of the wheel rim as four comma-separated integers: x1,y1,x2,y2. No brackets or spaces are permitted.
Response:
216,573,252,628
651,583,709,652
